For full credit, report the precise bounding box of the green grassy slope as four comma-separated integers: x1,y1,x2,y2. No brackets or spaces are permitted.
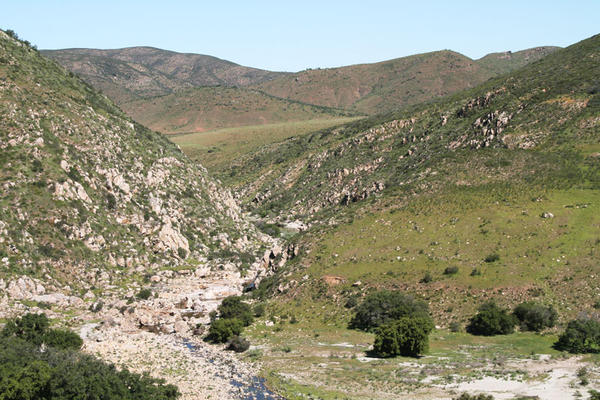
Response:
476,46,560,75
236,36,598,399
120,86,355,134
172,117,360,175
231,32,600,317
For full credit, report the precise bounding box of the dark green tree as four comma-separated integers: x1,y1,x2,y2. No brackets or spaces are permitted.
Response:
554,318,600,353
206,318,243,343
349,290,431,331
466,301,517,336
373,316,434,357
218,296,253,326
513,302,557,332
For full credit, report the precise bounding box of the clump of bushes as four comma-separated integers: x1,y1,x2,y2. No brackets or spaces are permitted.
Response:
443,266,459,275
206,296,253,350
453,394,494,400
136,288,152,300
227,335,250,353
420,272,433,283
1,313,82,350
349,290,432,332
373,316,434,357
206,318,243,343
466,301,516,336
554,318,600,353
0,313,180,399
218,296,254,326
513,302,557,332
484,253,500,263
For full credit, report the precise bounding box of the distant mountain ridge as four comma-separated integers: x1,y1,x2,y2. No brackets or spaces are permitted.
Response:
255,47,560,114
42,46,289,103
43,45,560,134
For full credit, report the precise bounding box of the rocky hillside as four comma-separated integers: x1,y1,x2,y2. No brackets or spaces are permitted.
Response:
120,86,353,134
0,30,272,296
476,46,559,75
254,47,559,115
42,46,289,104
224,33,600,326
228,35,598,224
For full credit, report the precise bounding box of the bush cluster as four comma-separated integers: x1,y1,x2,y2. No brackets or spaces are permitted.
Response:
466,301,516,336
206,296,253,350
351,290,434,358
554,318,600,353
0,313,179,399
373,316,434,357
349,290,431,332
1,313,82,350
513,302,557,332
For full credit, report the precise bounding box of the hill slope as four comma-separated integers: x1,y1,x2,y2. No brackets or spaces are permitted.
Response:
120,86,353,134
477,46,560,75
232,35,599,399
0,31,269,292
42,46,289,104
227,33,600,318
255,47,559,114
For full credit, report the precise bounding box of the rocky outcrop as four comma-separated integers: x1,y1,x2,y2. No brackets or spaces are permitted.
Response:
0,30,269,289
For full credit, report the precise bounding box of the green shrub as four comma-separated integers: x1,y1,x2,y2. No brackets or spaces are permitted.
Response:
344,295,359,309
554,318,600,353
449,321,462,332
1,313,83,351
0,336,179,399
1,313,49,344
453,394,494,400
513,302,557,332
226,335,250,353
349,290,432,332
253,303,265,317
466,301,517,336
484,253,500,263
373,316,434,358
206,318,243,343
136,288,152,300
443,266,459,275
218,296,253,326
589,390,600,400
420,272,433,283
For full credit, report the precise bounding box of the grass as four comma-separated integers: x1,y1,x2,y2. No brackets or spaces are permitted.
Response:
171,117,360,176
280,186,600,325
244,303,565,400
120,86,355,135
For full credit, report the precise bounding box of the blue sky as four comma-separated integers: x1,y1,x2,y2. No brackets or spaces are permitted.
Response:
2,1,598,72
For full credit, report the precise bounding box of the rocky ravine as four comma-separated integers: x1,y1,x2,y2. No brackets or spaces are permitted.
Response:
0,29,290,399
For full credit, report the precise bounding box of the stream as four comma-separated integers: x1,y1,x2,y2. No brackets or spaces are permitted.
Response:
183,340,285,400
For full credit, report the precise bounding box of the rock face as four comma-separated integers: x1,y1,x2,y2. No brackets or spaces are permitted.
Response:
0,30,270,290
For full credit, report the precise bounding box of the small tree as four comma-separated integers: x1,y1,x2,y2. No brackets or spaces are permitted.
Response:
554,318,600,353
1,313,82,350
218,296,253,326
206,318,243,343
226,335,250,353
467,301,516,336
513,302,557,332
350,290,431,331
373,316,434,358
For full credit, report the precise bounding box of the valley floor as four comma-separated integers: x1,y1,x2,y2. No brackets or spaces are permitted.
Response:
245,318,600,399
